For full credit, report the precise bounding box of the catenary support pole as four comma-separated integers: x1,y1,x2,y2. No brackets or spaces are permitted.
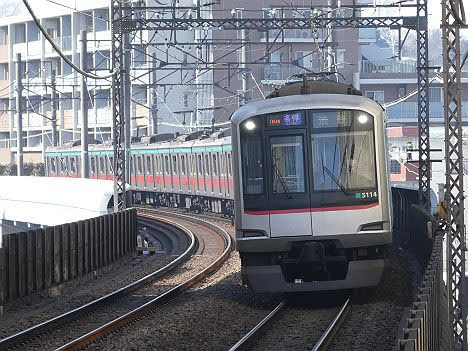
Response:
442,0,466,349
111,0,126,211
327,0,336,77
15,53,23,176
80,30,89,179
51,69,58,147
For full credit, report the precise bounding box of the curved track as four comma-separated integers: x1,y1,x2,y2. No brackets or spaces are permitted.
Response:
0,212,196,351
229,297,350,351
56,208,232,350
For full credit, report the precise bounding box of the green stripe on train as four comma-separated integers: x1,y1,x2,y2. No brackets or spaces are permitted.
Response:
46,144,232,157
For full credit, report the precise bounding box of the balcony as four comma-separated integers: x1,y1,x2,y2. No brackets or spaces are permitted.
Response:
386,101,468,122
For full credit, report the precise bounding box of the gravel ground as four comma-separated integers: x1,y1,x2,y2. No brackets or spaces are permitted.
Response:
87,252,283,351
0,252,174,339
328,248,416,351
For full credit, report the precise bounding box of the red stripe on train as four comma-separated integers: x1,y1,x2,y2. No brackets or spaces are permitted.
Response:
244,203,379,215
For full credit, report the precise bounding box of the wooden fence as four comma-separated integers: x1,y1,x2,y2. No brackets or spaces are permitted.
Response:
0,208,137,304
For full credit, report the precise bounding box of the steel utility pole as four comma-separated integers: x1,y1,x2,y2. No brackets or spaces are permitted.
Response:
51,69,58,146
80,30,89,179
123,5,131,185
15,53,23,176
442,0,466,349
327,0,336,76
240,29,251,106
150,55,158,135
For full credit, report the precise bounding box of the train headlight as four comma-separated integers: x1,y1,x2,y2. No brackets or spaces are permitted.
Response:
244,120,256,131
358,114,369,124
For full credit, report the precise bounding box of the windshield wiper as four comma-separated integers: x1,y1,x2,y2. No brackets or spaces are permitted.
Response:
323,165,350,196
273,163,293,199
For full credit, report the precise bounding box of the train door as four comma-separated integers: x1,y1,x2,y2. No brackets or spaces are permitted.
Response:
108,156,113,180
227,152,233,196
131,155,137,187
266,130,312,237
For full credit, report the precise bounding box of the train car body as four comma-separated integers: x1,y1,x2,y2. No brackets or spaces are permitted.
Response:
45,133,235,216
231,80,392,292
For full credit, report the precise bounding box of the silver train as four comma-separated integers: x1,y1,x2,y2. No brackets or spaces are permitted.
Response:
231,80,392,292
45,80,391,293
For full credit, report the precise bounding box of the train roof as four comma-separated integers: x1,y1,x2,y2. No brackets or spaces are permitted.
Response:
267,79,362,98
46,129,232,153
231,93,383,125
0,177,117,226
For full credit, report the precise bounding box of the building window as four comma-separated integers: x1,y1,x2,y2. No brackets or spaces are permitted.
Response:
133,85,147,105
15,23,26,44
398,87,406,98
365,91,385,104
133,45,146,68
295,51,314,69
0,27,8,45
429,87,442,103
0,64,8,80
27,22,39,41
390,159,401,174
336,49,345,69
95,89,110,109
183,93,189,108
95,9,109,32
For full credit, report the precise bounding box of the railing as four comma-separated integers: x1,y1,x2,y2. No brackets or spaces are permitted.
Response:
362,59,418,74
263,64,312,81
392,186,448,350
398,226,446,351
386,102,468,120
0,208,137,304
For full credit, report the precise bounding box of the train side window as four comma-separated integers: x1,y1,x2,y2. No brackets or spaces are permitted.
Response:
198,155,203,175
165,155,170,175
99,157,105,174
146,155,152,174
227,154,232,176
108,156,113,172
51,158,56,173
137,156,143,174
70,158,76,173
173,155,178,175
212,154,217,176
90,157,96,173
181,155,186,175
191,155,196,175
60,157,66,173
154,155,159,174
205,155,210,175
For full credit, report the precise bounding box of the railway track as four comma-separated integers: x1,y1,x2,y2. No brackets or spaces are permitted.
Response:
0,209,232,350
229,297,350,351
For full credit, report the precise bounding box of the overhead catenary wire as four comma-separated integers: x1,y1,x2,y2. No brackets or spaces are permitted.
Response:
21,0,117,80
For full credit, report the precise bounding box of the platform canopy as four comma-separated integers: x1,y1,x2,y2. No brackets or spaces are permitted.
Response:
0,176,115,226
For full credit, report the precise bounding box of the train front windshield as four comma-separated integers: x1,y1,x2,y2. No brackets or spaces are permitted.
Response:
240,109,378,212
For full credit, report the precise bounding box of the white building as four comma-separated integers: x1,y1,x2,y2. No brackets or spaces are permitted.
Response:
0,0,198,164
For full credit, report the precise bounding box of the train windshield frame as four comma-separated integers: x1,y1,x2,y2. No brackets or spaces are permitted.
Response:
239,108,379,212
310,110,377,194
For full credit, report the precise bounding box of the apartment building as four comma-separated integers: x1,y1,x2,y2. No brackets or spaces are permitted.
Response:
0,0,197,163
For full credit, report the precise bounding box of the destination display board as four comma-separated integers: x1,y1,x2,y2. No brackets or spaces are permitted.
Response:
267,112,303,127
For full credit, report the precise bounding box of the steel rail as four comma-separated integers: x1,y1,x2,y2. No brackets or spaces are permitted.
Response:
228,301,286,351
311,298,351,351
56,209,233,350
0,214,196,351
